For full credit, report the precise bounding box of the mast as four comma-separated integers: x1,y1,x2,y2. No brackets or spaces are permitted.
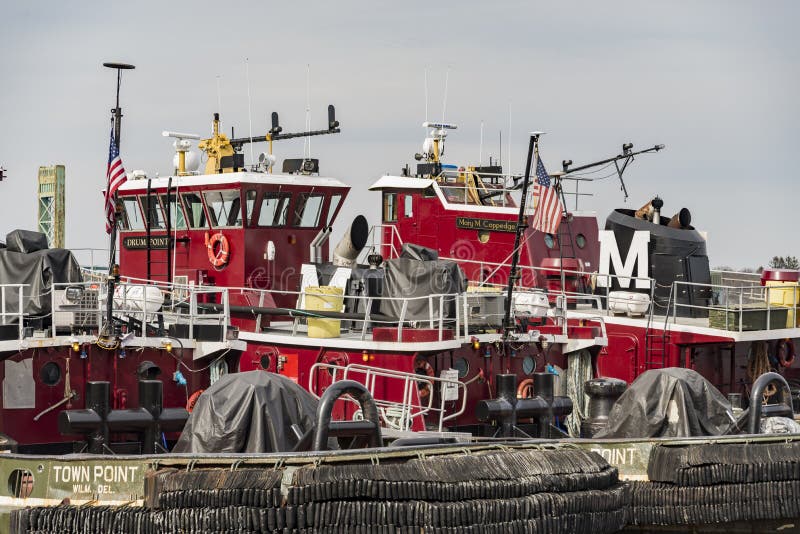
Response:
501,132,540,340
102,62,135,337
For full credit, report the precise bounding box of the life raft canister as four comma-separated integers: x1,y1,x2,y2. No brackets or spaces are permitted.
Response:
205,232,230,268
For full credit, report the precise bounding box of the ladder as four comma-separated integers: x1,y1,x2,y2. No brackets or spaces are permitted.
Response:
557,219,577,259
144,179,174,284
644,282,673,369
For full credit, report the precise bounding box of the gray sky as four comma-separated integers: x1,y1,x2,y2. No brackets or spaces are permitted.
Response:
1,1,797,269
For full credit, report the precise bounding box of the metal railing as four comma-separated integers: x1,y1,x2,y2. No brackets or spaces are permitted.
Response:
71,248,112,274
0,284,27,340
670,280,799,332
309,362,468,432
25,279,233,342
290,286,462,343
359,224,405,262
437,257,800,333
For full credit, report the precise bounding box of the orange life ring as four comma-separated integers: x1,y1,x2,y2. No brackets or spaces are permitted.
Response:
186,389,205,413
777,339,796,368
205,232,230,268
414,358,435,399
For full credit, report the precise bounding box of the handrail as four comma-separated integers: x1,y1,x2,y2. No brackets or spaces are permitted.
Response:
0,284,28,341
358,224,404,262
665,279,799,333
308,362,468,433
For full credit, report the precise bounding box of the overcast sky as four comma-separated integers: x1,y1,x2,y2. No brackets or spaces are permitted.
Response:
1,1,797,269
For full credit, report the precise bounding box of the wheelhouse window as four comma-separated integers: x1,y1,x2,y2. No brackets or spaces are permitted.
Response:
404,194,413,217
160,195,187,230
203,190,242,228
293,192,324,228
245,190,258,227
258,192,291,227
382,192,398,222
141,195,166,230
119,197,145,231
181,192,208,228
326,193,343,226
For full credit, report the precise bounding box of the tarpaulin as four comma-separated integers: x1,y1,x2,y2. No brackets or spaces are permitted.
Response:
173,371,323,453
380,252,466,322
5,230,49,253
597,368,735,438
0,238,83,321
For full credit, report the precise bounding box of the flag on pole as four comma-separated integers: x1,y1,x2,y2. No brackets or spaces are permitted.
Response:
529,151,563,234
105,129,127,233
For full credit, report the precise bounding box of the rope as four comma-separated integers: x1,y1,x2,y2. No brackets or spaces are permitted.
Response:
565,350,593,437
747,340,776,398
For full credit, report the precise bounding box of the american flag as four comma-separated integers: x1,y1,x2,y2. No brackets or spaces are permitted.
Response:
529,152,563,235
104,129,127,234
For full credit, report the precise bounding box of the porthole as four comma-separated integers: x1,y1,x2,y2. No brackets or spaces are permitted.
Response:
453,357,470,378
522,355,536,375
259,354,272,371
39,362,61,386
544,234,556,249
575,233,587,249
477,231,490,244
8,469,34,498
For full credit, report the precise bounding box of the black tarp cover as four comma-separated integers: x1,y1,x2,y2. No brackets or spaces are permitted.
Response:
597,368,735,438
380,250,466,322
399,243,439,261
173,371,322,453
0,245,83,320
5,230,49,253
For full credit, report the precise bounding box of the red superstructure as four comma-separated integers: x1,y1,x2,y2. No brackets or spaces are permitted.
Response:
370,124,800,398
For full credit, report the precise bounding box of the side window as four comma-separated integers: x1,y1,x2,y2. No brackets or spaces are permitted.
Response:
258,192,291,227
119,197,145,231
404,194,413,218
203,190,242,228
141,195,165,230
326,193,342,226
181,192,208,228
160,194,187,230
293,193,324,228
245,190,258,227
383,192,398,222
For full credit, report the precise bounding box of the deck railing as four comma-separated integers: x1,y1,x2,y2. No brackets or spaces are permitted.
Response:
309,362,468,432
437,257,800,334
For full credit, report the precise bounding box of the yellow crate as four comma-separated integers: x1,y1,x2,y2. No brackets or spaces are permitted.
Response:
765,281,799,327
304,286,344,338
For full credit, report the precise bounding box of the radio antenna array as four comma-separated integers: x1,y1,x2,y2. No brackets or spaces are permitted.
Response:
561,143,665,201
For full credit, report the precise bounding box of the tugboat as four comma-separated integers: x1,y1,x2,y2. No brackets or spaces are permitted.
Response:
2,67,800,533
369,120,800,406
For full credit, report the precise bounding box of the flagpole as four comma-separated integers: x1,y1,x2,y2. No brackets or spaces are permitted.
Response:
102,62,135,337
502,132,540,341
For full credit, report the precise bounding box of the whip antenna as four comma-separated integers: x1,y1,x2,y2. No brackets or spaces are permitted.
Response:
245,58,255,168
441,66,450,124
305,64,312,159
424,67,429,123
216,75,222,119
479,120,484,166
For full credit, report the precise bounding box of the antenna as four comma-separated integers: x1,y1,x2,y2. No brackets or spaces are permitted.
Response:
215,75,222,118
245,58,255,168
507,102,512,179
424,67,429,123
479,121,484,166
441,67,450,124
305,64,312,160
